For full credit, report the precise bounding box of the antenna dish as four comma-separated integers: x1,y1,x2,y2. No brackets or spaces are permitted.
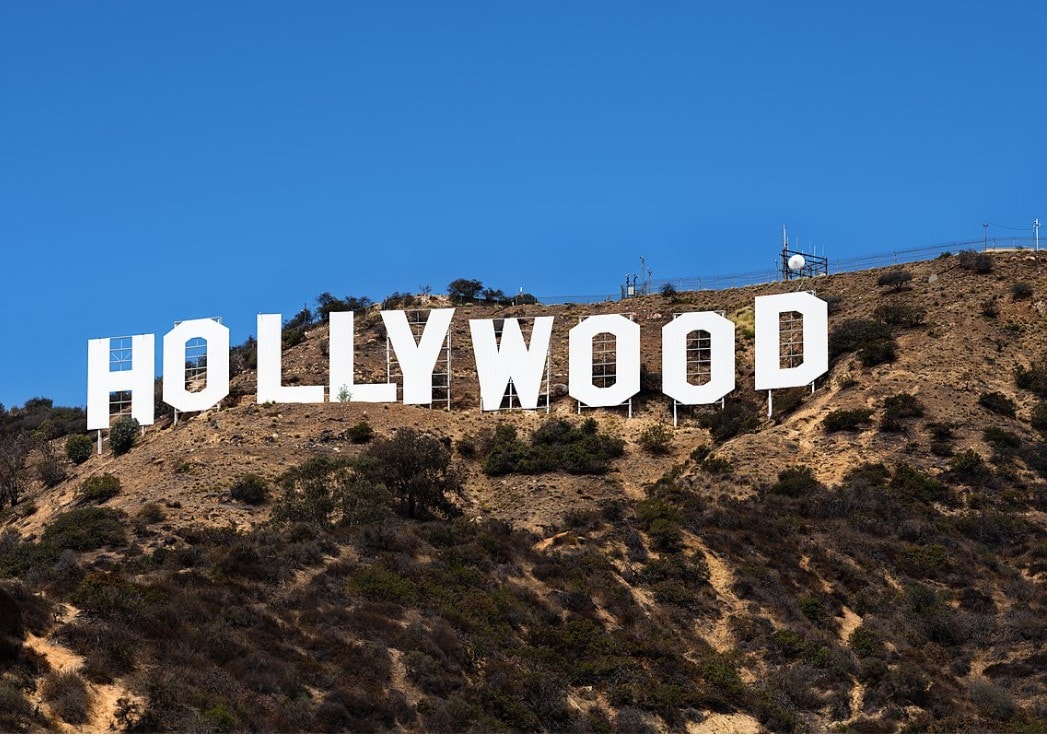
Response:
787,254,806,271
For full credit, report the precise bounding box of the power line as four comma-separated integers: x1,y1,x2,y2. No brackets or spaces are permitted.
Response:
986,221,1032,231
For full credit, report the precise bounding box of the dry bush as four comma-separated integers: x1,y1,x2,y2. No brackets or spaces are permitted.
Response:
41,670,91,724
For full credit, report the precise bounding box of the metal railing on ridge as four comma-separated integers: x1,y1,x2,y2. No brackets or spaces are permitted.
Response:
535,236,1041,305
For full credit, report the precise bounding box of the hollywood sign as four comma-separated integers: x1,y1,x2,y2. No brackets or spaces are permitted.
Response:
86,292,828,431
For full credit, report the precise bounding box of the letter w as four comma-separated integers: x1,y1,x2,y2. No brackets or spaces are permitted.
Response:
470,317,554,411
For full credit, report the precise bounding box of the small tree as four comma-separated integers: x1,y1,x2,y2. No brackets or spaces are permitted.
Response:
66,434,93,465
447,278,484,304
877,270,912,291
638,424,674,455
0,435,30,509
109,416,140,456
274,456,390,528
482,287,508,304
363,428,459,518
659,283,678,300
36,442,66,488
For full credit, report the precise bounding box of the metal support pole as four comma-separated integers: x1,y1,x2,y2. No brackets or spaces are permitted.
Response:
767,390,774,418
1035,218,1040,252
97,430,102,455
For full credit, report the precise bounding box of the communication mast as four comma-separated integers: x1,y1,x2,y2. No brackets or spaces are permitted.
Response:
778,225,828,281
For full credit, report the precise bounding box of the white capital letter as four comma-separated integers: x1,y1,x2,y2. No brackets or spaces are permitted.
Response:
662,312,735,405
383,308,455,405
329,311,396,402
87,334,155,430
569,314,640,407
162,319,229,413
257,314,325,404
754,292,829,390
470,317,554,410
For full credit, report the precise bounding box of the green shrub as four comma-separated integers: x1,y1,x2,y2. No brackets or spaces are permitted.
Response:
78,473,121,505
1011,281,1033,300
857,339,897,366
948,450,992,485
1016,353,1047,396
136,502,165,525
346,420,375,444
699,453,733,475
822,408,873,432
348,565,419,605
848,624,885,658
881,393,925,430
979,391,1016,417
65,434,93,464
873,301,926,327
958,249,993,273
274,456,392,528
281,327,306,348
699,398,760,442
108,415,139,456
636,498,683,552
637,424,674,455
659,283,678,299
1031,401,1047,432
891,464,949,503
798,594,826,622
769,465,820,497
42,507,126,551
230,473,268,505
845,462,890,486
483,418,624,476
983,425,1022,451
828,319,897,367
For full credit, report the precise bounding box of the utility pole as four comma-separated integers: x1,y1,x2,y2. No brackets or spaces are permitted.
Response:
1035,218,1040,252
983,222,988,252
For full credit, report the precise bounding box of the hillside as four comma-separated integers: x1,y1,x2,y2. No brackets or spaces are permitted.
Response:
1,250,1046,732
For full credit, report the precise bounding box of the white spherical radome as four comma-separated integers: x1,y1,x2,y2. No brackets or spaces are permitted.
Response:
787,254,806,271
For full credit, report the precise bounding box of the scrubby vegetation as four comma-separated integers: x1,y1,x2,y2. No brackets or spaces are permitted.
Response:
958,250,993,273
979,391,1017,418
78,473,121,505
229,473,269,505
483,418,625,476
699,398,760,442
637,423,674,455
829,320,897,367
822,407,873,432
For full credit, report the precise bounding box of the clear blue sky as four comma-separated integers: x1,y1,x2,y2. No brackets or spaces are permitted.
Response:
2,1,1045,409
